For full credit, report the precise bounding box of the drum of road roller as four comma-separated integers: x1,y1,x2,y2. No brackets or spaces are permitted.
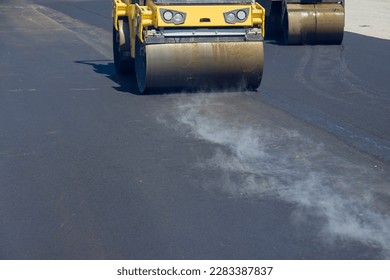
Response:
135,40,264,93
283,3,345,44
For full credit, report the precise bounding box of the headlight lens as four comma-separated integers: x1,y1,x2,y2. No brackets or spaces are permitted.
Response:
226,13,236,23
173,13,184,23
237,10,247,21
163,11,173,21
224,8,249,24
160,9,186,24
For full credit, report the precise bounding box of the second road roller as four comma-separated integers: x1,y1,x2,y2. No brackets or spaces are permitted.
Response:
257,0,345,44
112,0,266,93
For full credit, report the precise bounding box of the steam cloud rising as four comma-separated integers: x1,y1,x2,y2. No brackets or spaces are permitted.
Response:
159,92,390,258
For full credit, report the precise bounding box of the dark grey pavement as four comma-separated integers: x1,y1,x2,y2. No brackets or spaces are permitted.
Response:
1,0,389,259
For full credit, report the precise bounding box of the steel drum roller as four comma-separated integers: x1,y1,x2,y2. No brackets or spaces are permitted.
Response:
284,3,344,44
135,41,264,93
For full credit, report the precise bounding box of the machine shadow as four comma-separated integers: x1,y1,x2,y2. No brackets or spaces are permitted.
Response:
75,60,141,95
74,60,245,96
74,60,205,95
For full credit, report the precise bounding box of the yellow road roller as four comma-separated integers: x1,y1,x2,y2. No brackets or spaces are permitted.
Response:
112,0,265,93
257,0,344,44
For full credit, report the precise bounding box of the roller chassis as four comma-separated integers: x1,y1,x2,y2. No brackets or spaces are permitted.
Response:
112,0,266,93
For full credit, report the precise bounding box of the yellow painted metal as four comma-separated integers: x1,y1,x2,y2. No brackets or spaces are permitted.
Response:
112,0,127,31
112,0,265,41
154,5,260,27
134,4,155,43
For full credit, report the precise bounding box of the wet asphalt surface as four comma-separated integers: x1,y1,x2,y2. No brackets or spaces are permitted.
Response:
1,0,389,259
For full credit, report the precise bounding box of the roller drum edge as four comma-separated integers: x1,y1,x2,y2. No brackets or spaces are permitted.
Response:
315,3,345,44
135,41,264,93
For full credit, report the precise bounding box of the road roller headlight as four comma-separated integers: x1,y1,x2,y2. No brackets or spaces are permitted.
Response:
163,11,173,21
224,8,249,24
160,9,186,25
237,10,247,21
173,13,184,24
226,13,236,23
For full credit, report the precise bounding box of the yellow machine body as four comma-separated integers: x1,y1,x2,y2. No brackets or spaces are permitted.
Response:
112,0,265,93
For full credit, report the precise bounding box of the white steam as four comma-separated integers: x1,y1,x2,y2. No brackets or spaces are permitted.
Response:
160,92,390,258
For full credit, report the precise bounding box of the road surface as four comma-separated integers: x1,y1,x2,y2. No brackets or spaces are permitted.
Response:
0,0,389,259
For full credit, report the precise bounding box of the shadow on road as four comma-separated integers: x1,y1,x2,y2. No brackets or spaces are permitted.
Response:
75,60,141,95
74,60,256,95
